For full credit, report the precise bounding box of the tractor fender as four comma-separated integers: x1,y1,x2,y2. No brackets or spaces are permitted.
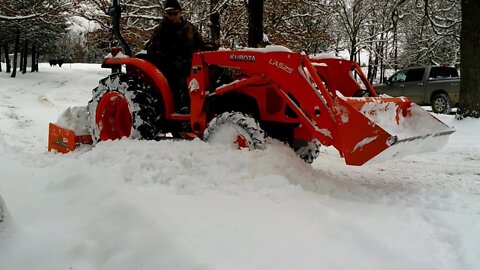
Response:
102,57,175,118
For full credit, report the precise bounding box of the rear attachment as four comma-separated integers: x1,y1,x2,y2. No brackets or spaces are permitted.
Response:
48,106,93,153
48,123,92,153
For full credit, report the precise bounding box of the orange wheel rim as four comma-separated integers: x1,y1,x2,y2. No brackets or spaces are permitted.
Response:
235,134,250,149
96,92,132,141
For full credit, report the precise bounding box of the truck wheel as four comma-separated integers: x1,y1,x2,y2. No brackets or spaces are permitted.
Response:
88,73,163,143
295,139,321,164
203,112,266,150
431,93,452,114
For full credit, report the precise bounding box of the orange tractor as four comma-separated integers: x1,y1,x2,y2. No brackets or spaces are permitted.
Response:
48,2,454,165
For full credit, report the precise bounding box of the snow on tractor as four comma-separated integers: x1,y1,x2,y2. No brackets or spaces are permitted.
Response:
48,2,454,166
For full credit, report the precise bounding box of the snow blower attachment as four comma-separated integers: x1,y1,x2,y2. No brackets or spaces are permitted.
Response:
48,107,93,153
48,48,454,165
48,123,92,153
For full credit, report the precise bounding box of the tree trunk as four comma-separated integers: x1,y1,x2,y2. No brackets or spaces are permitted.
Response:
378,30,385,83
247,0,264,48
350,42,355,62
393,25,398,70
0,45,2,73
366,26,375,82
210,0,221,46
22,40,28,74
31,44,37,72
20,44,24,72
372,42,380,83
456,0,480,119
11,30,20,78
4,44,11,73
367,51,373,82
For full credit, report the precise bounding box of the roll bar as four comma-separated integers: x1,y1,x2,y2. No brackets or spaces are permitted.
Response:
107,0,132,56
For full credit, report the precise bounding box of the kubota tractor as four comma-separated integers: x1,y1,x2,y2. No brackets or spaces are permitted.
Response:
48,1,454,165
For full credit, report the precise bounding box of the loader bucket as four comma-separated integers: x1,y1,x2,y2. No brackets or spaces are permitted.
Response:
332,96,455,166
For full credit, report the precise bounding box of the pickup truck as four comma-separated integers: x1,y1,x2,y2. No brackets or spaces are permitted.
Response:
374,66,460,114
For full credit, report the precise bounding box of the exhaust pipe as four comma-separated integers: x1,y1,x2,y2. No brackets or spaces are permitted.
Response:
107,0,132,56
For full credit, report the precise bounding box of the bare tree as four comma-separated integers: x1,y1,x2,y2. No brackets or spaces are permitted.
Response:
247,0,264,47
31,44,38,72
22,40,28,74
0,0,72,21
210,0,221,45
1,0,72,75
11,29,20,78
3,44,11,73
456,0,480,119
7,0,456,83
333,0,375,62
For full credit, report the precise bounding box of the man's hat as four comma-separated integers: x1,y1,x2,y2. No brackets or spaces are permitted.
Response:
164,0,182,11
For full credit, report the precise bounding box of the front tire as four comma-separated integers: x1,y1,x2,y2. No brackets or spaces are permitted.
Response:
431,93,452,114
295,139,321,164
203,112,266,150
87,73,163,143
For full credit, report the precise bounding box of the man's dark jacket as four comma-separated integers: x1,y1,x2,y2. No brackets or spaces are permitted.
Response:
146,17,204,73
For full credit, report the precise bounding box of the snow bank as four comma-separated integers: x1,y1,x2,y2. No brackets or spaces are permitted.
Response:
0,63,479,270
243,45,293,53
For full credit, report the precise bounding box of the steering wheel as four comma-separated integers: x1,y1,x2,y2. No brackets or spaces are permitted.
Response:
353,89,371,97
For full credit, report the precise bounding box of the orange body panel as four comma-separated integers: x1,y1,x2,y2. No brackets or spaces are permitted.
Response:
102,57,176,118
188,51,452,165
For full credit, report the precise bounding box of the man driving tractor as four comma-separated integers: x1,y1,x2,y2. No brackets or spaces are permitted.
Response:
146,0,204,113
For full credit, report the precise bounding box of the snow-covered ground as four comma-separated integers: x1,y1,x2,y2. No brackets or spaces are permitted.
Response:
0,63,479,270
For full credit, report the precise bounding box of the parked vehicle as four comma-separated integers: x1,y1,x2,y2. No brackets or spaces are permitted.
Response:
374,66,460,114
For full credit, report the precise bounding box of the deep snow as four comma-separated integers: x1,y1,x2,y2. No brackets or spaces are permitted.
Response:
0,63,479,270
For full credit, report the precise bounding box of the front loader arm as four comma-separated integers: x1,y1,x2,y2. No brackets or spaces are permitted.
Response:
199,50,340,147
199,49,454,166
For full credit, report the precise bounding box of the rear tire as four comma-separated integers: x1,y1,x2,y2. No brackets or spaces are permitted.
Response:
87,73,163,143
203,112,266,150
431,93,452,114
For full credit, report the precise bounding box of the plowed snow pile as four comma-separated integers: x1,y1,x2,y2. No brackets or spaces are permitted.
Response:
0,63,479,270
